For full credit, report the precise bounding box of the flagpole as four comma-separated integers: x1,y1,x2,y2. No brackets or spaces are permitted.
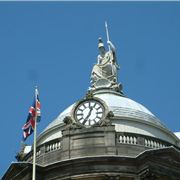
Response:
32,87,38,180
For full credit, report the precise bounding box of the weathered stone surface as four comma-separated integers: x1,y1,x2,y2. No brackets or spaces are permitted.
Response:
3,127,180,180
3,147,180,180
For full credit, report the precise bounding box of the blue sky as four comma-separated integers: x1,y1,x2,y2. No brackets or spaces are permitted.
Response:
1,2,180,177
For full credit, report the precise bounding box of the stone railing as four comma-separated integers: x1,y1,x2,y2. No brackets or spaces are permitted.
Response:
45,141,61,153
144,138,166,148
116,132,170,149
23,138,62,162
118,135,137,145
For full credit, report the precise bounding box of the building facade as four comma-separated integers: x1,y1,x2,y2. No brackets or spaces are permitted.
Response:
2,36,180,180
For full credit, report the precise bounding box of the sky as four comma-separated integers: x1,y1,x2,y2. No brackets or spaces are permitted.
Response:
1,1,180,177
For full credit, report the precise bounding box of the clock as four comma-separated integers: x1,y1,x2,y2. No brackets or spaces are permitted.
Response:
74,99,106,127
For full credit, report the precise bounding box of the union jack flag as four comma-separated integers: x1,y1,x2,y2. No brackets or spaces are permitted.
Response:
36,93,41,122
22,89,41,141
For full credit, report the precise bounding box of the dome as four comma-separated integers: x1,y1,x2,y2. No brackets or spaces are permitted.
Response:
37,90,178,146
37,37,179,147
6,34,180,180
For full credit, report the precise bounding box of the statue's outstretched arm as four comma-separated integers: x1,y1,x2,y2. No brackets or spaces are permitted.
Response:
107,40,116,52
107,40,119,69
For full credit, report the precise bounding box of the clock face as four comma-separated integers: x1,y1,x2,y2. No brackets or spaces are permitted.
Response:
74,99,105,127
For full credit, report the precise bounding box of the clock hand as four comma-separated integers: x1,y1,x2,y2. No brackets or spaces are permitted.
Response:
86,107,93,119
83,107,93,124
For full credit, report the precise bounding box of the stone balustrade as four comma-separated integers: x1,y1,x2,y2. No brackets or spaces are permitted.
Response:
119,135,137,145
144,138,166,148
45,141,61,153
117,132,170,149
24,132,172,163
23,139,62,162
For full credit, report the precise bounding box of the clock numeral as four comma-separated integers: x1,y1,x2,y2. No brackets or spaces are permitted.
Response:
93,119,97,124
95,104,100,109
89,102,91,107
89,119,91,126
78,117,83,121
96,116,101,120
78,108,83,112
96,106,101,110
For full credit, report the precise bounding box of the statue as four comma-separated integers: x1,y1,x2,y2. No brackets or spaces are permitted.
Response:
90,38,122,92
92,38,117,81
90,22,123,93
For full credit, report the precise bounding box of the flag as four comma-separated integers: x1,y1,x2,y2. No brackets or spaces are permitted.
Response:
36,92,41,122
22,89,41,141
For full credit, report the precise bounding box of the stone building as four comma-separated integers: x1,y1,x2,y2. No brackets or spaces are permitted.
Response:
2,36,180,180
